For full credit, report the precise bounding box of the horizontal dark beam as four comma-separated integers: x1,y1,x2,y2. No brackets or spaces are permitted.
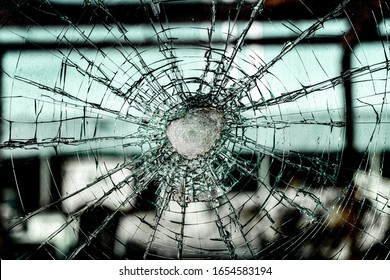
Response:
0,36,347,52
0,0,362,27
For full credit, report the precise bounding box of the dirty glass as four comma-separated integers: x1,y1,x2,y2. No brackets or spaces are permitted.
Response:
0,0,389,259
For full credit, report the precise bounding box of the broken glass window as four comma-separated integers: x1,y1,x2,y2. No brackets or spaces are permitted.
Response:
0,0,389,260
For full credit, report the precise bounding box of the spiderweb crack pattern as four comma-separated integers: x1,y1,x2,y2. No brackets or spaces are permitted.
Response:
0,0,389,259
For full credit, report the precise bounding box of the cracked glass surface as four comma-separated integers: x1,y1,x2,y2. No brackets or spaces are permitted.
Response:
0,0,389,259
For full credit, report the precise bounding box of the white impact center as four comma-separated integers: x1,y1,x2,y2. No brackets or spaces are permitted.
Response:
166,107,224,159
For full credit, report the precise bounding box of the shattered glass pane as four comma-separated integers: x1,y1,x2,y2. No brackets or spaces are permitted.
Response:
0,0,389,260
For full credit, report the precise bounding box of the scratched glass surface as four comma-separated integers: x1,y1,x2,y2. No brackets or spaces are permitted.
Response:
0,0,389,259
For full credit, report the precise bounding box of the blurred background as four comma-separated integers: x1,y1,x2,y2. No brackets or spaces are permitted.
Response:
0,0,389,259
